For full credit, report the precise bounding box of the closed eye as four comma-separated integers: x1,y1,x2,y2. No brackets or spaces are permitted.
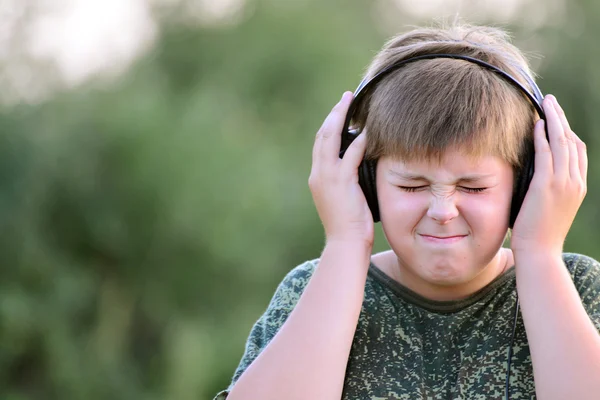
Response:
460,187,486,193
398,186,428,192
398,186,487,193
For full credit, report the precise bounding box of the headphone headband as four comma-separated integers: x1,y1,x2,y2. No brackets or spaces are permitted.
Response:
342,53,545,136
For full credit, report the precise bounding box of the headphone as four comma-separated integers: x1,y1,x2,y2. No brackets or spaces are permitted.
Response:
339,53,546,229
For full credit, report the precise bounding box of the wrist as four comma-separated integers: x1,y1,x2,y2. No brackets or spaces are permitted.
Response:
510,237,564,260
512,248,563,268
322,240,373,266
325,238,373,252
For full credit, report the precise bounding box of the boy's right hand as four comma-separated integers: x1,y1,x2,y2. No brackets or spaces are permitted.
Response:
308,92,374,248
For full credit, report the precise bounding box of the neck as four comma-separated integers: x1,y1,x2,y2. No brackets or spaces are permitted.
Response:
374,248,513,302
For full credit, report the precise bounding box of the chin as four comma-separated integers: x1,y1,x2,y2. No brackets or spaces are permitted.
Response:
419,260,478,287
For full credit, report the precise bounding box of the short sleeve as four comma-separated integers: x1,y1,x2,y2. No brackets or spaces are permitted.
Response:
564,253,600,331
212,260,318,400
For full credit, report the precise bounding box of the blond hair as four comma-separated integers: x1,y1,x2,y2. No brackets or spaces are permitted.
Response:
357,24,539,169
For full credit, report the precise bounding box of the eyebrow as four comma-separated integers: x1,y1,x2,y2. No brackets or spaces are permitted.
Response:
387,170,495,183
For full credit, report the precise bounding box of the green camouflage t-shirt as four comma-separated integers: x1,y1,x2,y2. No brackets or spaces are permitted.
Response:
214,253,600,399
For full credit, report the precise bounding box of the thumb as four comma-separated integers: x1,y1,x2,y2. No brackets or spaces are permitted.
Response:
341,133,367,177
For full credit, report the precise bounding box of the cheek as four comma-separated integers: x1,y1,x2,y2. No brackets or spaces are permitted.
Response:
378,187,426,226
459,193,512,234
461,194,508,214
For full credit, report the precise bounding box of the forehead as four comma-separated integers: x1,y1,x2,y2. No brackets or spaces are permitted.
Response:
380,148,512,178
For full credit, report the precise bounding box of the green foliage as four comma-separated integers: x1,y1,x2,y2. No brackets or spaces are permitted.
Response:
0,0,599,399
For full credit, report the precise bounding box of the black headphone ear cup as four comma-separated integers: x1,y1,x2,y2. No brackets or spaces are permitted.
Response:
509,150,534,229
340,128,380,222
359,159,380,222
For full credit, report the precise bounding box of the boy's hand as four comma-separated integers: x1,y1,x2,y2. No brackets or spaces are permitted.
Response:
511,95,587,258
308,92,374,247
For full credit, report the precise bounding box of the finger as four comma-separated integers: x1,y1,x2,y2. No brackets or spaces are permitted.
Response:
312,131,323,172
544,95,569,179
533,119,553,177
340,133,367,178
572,131,588,185
551,97,579,179
567,131,579,180
313,92,348,168
319,91,354,166
552,96,573,132
312,126,321,169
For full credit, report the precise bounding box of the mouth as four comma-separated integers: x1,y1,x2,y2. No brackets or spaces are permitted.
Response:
418,234,467,244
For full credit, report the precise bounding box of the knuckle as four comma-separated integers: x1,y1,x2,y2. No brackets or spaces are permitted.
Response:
320,121,335,139
321,130,333,140
557,136,570,148
540,178,553,190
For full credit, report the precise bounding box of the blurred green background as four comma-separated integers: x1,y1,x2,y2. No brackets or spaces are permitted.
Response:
1,0,599,399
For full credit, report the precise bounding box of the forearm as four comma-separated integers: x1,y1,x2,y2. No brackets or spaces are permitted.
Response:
228,241,371,400
514,253,600,400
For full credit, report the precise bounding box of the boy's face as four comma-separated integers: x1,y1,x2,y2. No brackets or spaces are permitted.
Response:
376,147,514,296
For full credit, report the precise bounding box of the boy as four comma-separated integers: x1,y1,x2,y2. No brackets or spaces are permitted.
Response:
214,24,600,399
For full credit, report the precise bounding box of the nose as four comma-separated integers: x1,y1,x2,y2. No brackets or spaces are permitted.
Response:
427,195,459,224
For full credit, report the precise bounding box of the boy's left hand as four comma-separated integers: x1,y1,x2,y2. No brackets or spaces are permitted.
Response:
511,95,587,257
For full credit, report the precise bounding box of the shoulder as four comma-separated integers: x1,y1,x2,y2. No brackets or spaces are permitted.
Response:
266,259,319,311
563,252,600,279
276,259,319,292
563,253,600,306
